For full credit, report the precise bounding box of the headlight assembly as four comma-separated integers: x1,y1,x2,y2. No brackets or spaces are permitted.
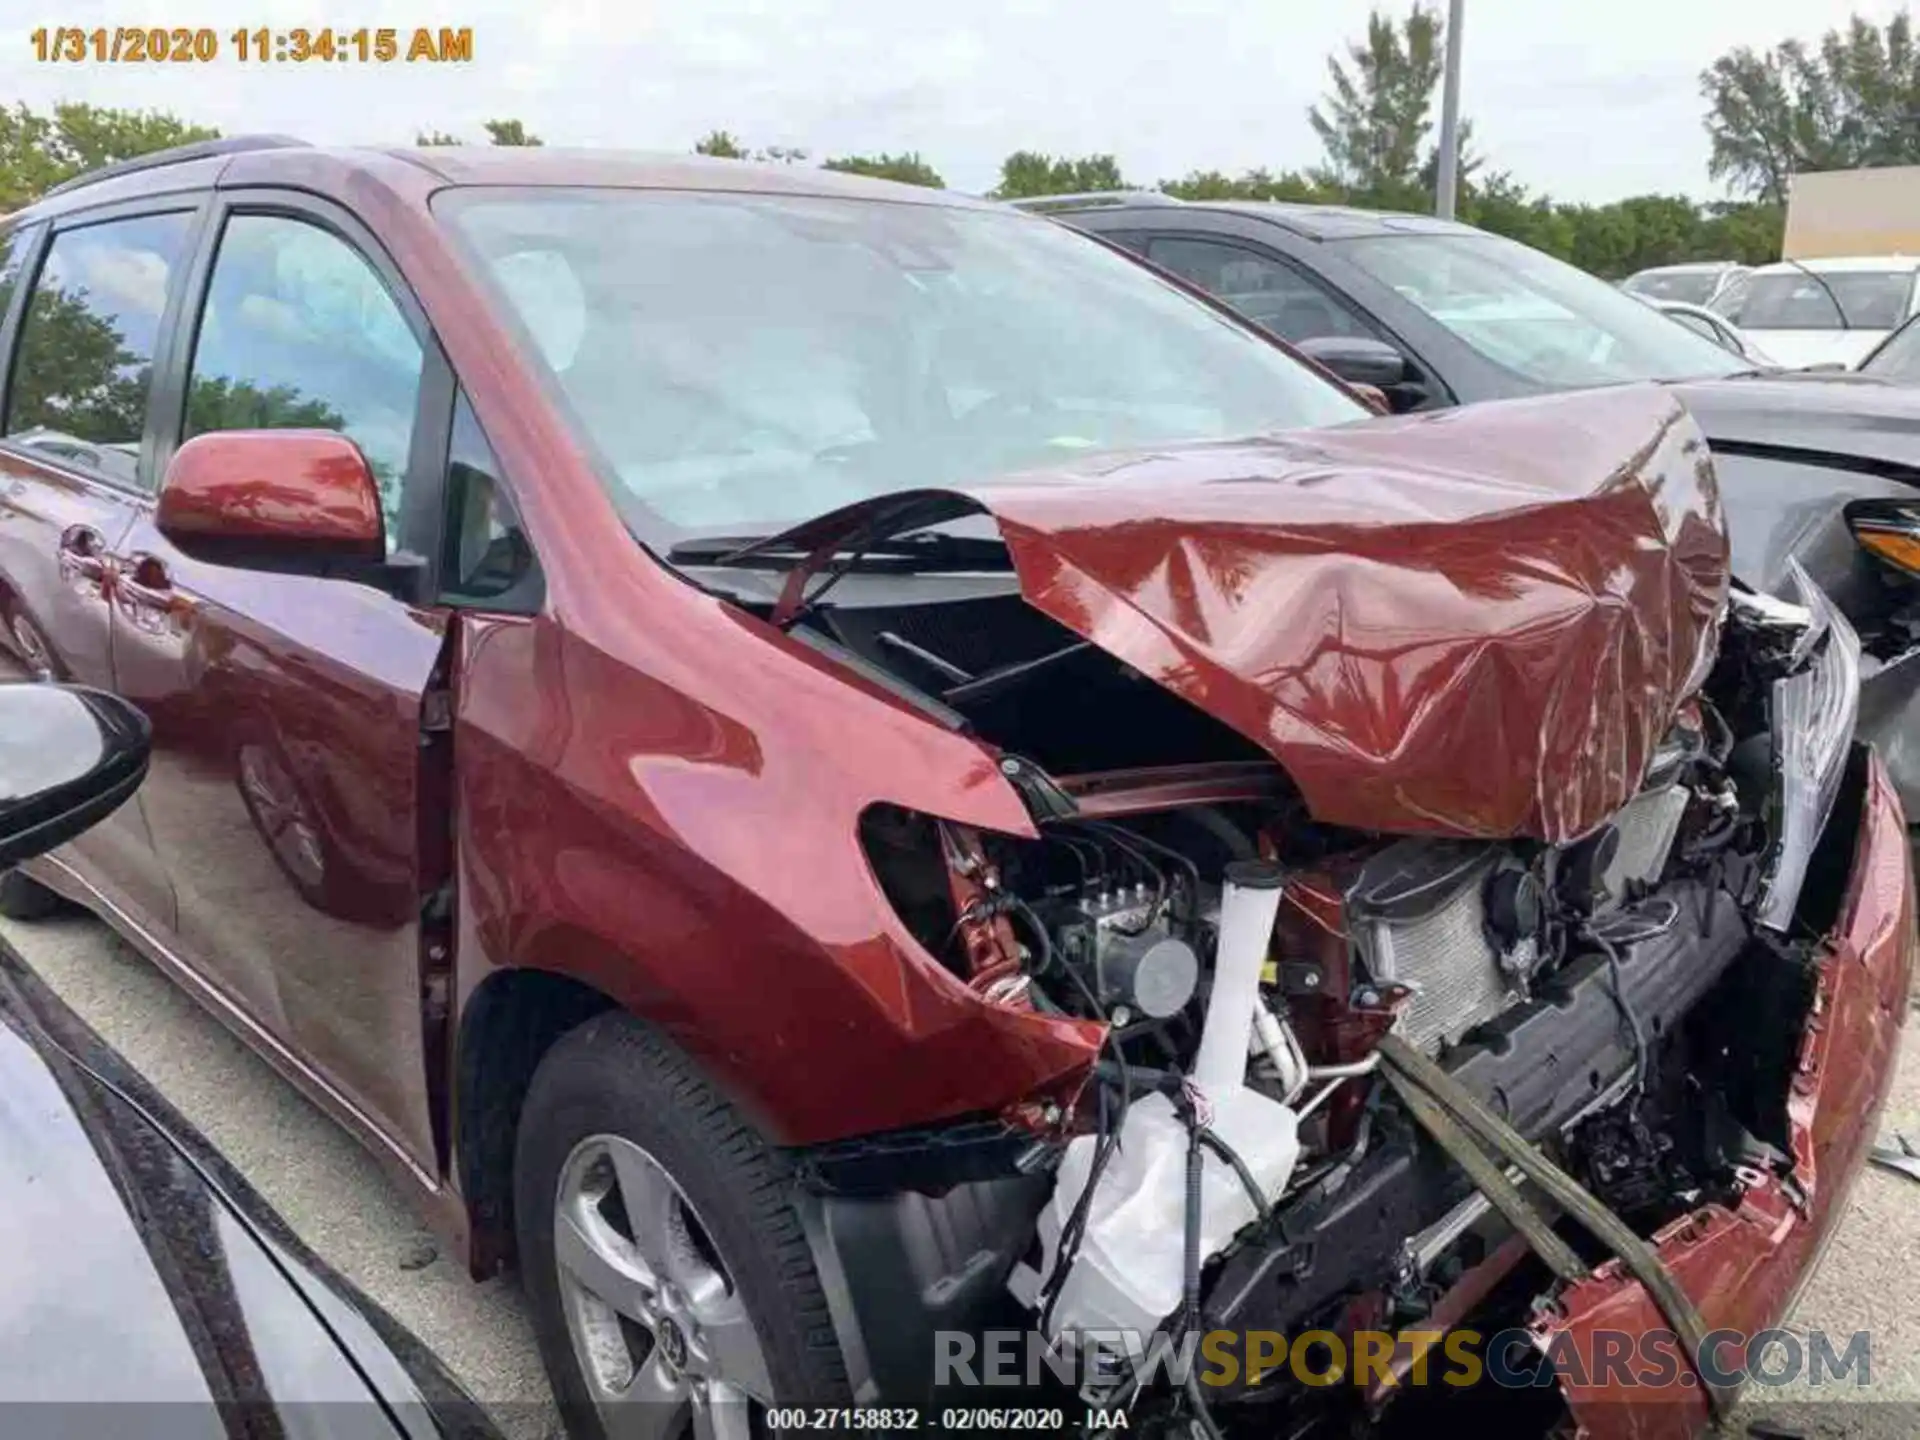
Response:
1755,559,1861,932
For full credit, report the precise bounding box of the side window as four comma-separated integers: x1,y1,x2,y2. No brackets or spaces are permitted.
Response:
0,224,36,327
1147,236,1376,345
0,222,40,420
185,213,423,549
1092,229,1151,257
4,212,194,488
441,390,538,607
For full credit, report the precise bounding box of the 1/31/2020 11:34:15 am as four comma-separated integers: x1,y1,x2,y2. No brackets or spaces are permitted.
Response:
27,25,474,63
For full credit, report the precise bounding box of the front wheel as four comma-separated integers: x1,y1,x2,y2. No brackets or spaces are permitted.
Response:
515,1013,851,1439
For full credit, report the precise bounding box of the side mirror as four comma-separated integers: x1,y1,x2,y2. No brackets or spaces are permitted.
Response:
157,431,387,575
1846,498,1920,581
0,684,149,869
1297,335,1411,388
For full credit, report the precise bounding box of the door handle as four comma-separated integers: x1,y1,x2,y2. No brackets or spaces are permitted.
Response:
58,524,109,580
117,552,174,610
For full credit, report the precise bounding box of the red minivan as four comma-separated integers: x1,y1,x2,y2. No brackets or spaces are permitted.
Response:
0,138,1906,1440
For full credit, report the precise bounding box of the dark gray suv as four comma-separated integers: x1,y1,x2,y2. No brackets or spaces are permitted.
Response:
1021,192,1749,410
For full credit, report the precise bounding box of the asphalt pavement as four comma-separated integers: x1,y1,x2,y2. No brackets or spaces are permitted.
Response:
0,909,561,1440
5,906,1919,1439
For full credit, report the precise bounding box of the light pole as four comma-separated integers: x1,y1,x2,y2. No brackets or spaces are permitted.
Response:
1435,0,1465,219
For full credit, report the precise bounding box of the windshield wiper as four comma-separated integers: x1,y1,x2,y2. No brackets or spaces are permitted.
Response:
667,529,1011,571
1781,258,1852,331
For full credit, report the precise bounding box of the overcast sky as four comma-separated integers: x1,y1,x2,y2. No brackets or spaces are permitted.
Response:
6,0,1912,201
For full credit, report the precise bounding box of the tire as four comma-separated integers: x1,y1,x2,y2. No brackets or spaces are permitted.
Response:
3,604,59,682
515,1012,851,1439
0,868,68,921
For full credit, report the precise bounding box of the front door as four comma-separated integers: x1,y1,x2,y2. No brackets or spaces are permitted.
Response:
110,198,447,1172
0,208,201,934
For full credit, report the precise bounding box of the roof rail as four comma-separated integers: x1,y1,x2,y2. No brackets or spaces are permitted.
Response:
1007,190,1183,214
40,135,310,200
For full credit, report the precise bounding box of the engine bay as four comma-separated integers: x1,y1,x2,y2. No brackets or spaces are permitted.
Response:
821,564,1865,1434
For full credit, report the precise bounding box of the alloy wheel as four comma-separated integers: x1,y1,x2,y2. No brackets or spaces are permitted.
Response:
554,1133,773,1440
10,615,52,682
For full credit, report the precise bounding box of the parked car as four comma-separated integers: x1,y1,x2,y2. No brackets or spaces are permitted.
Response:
0,680,498,1438
1025,192,1761,411
1621,260,1751,315
1643,297,1775,366
0,139,1910,1440
1728,255,1920,370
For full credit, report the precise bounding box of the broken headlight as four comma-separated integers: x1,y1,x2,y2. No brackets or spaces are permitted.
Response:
1755,560,1861,931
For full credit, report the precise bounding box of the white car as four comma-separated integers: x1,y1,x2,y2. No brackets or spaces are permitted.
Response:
1621,260,1751,315
1643,298,1776,366
1728,255,1920,369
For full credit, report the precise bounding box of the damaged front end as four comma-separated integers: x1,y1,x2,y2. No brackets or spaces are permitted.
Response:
698,389,1910,1437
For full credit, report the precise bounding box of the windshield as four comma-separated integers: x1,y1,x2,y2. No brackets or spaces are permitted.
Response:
1623,270,1719,307
1336,231,1745,389
1735,270,1913,331
438,189,1363,533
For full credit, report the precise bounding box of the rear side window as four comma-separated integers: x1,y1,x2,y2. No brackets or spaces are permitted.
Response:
185,213,424,547
4,212,195,488
1147,237,1376,344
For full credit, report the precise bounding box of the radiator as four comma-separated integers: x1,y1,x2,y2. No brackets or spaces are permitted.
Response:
1349,843,1511,1053
1604,784,1689,895
1350,786,1689,1053
1360,885,1505,1051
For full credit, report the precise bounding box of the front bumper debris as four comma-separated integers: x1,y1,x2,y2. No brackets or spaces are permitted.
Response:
1533,749,1915,1438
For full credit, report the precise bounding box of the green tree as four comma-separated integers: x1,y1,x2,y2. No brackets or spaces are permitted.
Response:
1308,5,1444,207
989,151,1128,199
184,374,345,435
0,102,218,210
691,131,807,163
482,118,543,147
1458,172,1576,258
1696,199,1787,265
694,129,748,158
821,152,945,187
1158,167,1331,202
1703,11,1920,203
6,286,149,443
412,120,544,148
1417,117,1484,201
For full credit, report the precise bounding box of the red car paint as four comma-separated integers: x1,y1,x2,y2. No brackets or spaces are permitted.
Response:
748,385,1727,844
0,147,1893,1372
159,431,385,556
1534,751,1915,1438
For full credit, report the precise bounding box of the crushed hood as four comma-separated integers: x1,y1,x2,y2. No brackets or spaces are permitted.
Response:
762,386,1727,843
